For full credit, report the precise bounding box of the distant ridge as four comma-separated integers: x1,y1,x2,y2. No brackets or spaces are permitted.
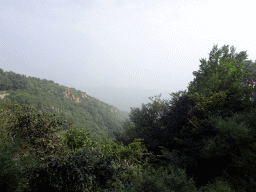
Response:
0,68,129,140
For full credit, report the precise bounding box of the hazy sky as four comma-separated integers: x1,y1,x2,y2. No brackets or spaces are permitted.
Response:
1,0,256,111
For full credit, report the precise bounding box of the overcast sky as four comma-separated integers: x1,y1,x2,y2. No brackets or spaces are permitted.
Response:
1,0,256,111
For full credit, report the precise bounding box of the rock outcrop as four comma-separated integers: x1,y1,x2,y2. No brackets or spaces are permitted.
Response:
0,93,9,99
78,91,87,98
63,88,81,103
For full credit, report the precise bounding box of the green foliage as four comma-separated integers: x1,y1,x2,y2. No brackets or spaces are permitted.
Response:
0,135,21,192
111,45,256,191
203,113,256,192
0,68,128,141
114,94,170,154
2,44,256,192
90,136,154,167
118,138,153,165
0,101,70,191
128,94,169,128
186,91,227,129
123,164,197,192
198,178,236,192
0,90,7,94
25,128,153,191
4,103,66,160
188,45,247,95
25,147,142,192
64,126,92,153
26,149,96,192
188,45,253,119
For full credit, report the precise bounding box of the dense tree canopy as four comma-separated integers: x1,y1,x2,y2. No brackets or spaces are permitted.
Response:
187,44,254,118
2,44,256,191
0,69,129,141
114,44,256,191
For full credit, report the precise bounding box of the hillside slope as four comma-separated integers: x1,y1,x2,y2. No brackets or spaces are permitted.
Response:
0,68,129,140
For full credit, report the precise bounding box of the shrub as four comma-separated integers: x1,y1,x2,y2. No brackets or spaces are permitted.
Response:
202,114,256,191
123,164,197,192
198,177,236,192
64,126,92,153
26,149,96,192
0,135,21,192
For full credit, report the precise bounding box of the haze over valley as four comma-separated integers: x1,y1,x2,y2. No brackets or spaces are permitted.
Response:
2,1,256,191
1,0,255,112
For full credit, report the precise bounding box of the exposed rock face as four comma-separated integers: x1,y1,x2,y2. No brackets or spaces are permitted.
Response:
63,88,119,114
63,88,81,103
78,91,87,98
63,88,70,97
0,93,9,99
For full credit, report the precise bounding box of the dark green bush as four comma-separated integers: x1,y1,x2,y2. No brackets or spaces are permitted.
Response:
64,126,92,153
26,149,95,192
202,114,256,192
198,177,236,192
0,135,21,192
123,164,197,192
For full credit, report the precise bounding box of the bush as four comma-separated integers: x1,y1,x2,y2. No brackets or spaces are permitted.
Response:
64,126,92,153
202,114,256,191
198,177,236,192
1,102,67,161
0,135,21,192
25,147,141,192
123,164,197,192
26,149,96,192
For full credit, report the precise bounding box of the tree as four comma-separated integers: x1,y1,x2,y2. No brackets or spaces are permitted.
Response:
114,94,169,154
188,45,248,94
187,44,252,118
0,101,67,162
154,45,256,188
0,75,13,90
202,113,256,192
64,126,92,153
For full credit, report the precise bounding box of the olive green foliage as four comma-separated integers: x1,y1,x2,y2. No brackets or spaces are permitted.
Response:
0,68,27,90
0,134,21,192
0,68,129,140
26,146,144,192
202,113,256,192
64,126,92,153
188,45,247,94
0,101,69,191
0,96,243,192
0,90,7,94
118,138,153,165
26,149,96,192
197,178,236,192
0,101,66,160
25,145,200,192
0,99,156,191
0,100,21,191
123,164,197,192
188,45,252,118
93,137,154,166
3,44,256,192
114,44,256,191
114,94,170,154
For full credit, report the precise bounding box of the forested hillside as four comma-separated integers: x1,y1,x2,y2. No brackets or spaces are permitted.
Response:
0,69,129,140
113,45,256,191
2,44,256,192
